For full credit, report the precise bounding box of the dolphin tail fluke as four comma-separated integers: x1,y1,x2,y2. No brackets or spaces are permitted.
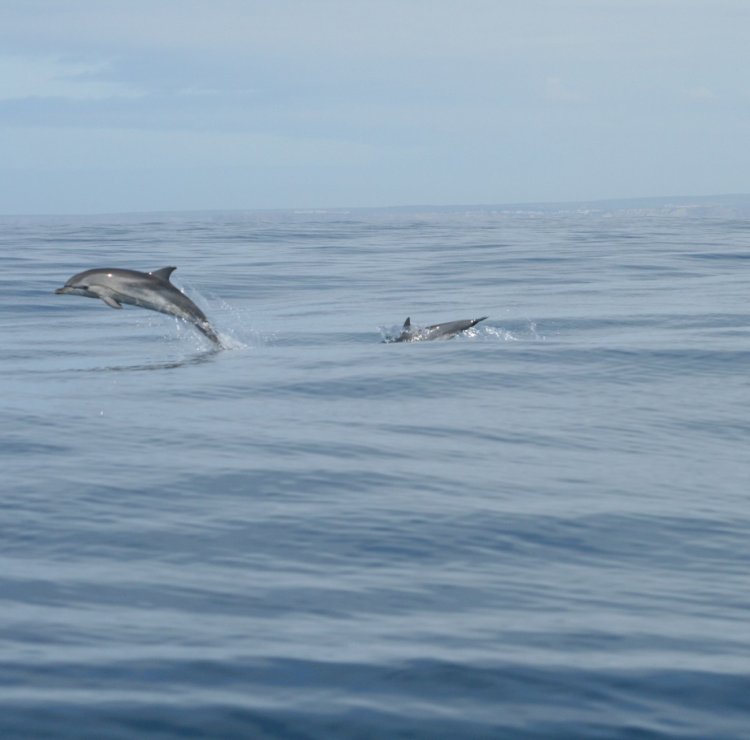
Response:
194,320,223,347
403,317,411,328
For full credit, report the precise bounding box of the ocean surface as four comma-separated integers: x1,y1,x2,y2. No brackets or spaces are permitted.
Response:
1,205,749,738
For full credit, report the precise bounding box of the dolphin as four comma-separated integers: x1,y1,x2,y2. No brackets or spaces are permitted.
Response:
55,266,222,346
387,316,488,342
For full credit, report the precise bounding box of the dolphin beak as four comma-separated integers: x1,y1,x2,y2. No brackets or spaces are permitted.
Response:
55,286,70,294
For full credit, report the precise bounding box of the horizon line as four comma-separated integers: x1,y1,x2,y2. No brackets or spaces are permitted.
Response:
2,192,749,219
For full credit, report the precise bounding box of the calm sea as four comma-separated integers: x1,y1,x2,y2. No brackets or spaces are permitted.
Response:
1,206,748,739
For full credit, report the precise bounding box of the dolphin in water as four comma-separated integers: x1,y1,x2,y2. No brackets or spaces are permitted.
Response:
387,316,488,343
55,266,222,346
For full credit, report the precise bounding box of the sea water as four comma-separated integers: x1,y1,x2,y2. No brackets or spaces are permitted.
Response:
1,206,748,738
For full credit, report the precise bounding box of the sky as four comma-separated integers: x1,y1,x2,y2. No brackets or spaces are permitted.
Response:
1,0,749,214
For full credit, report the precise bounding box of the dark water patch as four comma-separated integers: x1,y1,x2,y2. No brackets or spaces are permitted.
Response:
0,660,748,738
686,252,750,261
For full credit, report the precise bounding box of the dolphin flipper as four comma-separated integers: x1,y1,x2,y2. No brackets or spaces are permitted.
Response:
90,288,122,309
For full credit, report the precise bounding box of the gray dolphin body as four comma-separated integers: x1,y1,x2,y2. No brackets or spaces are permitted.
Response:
55,266,222,346
389,315,488,342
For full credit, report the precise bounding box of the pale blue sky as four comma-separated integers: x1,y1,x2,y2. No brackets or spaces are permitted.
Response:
1,0,748,214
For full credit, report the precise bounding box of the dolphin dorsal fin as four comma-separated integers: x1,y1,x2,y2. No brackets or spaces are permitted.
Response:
150,266,177,282
403,317,411,328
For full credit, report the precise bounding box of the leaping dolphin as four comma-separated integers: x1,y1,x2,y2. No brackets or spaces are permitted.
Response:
387,316,488,343
55,266,222,346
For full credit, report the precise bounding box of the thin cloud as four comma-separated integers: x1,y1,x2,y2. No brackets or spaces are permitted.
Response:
543,76,587,104
176,86,257,97
0,55,145,101
0,126,379,170
684,85,716,102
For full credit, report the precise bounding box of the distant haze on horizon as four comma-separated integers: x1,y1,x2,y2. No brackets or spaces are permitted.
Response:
1,1,749,215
